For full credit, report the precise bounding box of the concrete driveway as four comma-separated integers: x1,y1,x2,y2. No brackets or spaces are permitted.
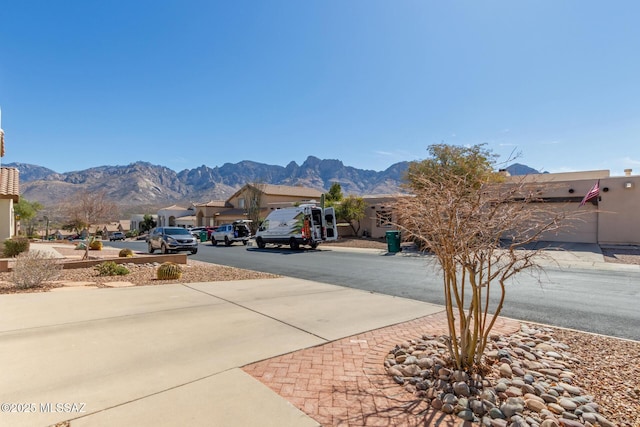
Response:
0,277,443,427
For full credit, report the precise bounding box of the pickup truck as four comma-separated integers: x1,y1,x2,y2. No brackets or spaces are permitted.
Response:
210,220,252,246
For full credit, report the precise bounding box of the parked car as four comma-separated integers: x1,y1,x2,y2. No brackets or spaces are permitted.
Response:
109,232,126,241
148,227,198,254
210,220,252,246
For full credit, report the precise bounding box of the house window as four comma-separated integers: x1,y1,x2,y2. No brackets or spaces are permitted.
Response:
376,209,393,228
238,198,245,209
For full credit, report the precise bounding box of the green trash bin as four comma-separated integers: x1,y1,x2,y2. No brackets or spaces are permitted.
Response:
385,230,401,253
199,231,207,242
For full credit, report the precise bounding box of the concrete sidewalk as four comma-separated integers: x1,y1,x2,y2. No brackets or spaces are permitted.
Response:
347,240,640,271
0,277,444,427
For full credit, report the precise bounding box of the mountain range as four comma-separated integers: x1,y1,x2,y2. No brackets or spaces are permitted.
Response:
5,158,540,216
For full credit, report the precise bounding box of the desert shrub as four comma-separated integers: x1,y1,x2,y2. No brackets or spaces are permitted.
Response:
95,261,130,276
118,248,134,258
156,262,182,280
395,143,573,371
11,250,63,289
3,238,30,257
89,240,103,250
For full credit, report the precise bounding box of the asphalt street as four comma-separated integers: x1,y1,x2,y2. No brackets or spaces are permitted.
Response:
114,240,640,341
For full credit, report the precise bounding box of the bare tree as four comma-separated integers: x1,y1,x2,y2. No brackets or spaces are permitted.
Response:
393,144,576,371
244,182,265,233
67,190,119,260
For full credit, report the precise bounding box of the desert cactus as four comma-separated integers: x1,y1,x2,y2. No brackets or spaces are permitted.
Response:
89,239,103,251
156,262,182,280
95,261,130,276
118,248,134,258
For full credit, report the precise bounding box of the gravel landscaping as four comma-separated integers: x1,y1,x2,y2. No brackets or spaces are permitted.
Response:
387,324,640,427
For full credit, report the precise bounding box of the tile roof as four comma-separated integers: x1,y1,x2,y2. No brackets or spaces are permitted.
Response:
158,204,190,211
0,167,19,200
259,184,322,197
195,200,227,207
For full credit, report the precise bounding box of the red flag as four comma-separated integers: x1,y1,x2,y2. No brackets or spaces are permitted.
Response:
580,180,600,206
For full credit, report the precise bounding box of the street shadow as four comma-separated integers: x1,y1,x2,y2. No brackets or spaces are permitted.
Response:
245,246,322,255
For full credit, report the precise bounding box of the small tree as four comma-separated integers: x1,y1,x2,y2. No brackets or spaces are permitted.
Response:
325,182,343,207
14,199,44,237
140,214,157,233
394,144,571,371
66,190,119,260
245,182,265,233
336,195,366,236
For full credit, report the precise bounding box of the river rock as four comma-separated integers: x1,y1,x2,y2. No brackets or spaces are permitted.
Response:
500,401,523,417
525,398,546,412
453,381,470,396
500,363,513,378
387,366,403,377
505,386,523,397
442,393,458,405
558,398,577,411
404,355,418,365
490,419,508,427
457,409,475,421
488,407,505,419
547,403,564,414
557,418,585,427
558,382,583,396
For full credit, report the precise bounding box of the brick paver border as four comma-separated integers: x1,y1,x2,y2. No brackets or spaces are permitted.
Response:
243,311,520,426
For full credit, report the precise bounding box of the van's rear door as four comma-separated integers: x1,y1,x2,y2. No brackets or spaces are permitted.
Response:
323,207,338,240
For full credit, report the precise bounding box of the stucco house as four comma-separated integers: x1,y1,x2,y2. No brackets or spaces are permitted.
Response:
157,204,196,228
99,221,130,237
502,168,640,245
338,194,406,239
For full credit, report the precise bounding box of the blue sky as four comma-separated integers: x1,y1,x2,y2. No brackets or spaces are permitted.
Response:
1,1,639,175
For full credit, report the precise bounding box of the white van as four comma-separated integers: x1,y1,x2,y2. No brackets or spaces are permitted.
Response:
254,204,338,250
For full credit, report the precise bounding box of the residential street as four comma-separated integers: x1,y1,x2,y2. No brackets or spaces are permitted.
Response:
112,240,640,341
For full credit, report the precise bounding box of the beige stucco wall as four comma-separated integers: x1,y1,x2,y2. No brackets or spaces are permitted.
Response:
498,171,640,245
535,203,599,244
157,207,194,227
358,195,403,239
597,175,640,245
0,199,14,240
